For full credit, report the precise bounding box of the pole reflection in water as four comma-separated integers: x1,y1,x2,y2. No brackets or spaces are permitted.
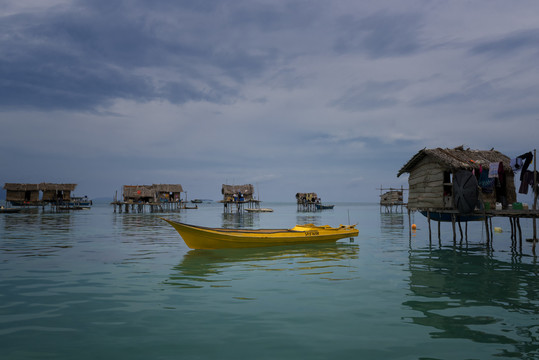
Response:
404,246,539,358
221,212,257,229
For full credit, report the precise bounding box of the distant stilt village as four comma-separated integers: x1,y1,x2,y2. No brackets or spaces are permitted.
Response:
2,146,538,252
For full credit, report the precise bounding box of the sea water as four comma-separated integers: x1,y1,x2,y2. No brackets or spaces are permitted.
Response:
1,202,538,360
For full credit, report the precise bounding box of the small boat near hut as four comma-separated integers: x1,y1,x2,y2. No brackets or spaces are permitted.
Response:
245,208,274,213
162,219,358,249
316,204,335,210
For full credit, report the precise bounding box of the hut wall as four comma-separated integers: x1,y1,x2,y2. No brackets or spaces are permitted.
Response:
222,184,255,201
42,190,71,202
6,190,39,202
380,191,403,205
123,185,154,202
407,157,446,210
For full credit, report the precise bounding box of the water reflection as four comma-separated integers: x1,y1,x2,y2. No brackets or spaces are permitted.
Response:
405,247,539,358
380,213,404,237
0,212,74,257
221,212,257,228
296,213,322,225
167,243,360,288
113,213,183,263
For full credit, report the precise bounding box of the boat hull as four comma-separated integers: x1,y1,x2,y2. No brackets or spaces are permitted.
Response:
316,204,335,210
420,211,484,222
162,219,358,249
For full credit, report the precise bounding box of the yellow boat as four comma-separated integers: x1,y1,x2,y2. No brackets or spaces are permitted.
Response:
162,218,359,249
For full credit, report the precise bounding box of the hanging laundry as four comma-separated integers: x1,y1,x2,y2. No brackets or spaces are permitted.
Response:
516,152,533,181
519,170,538,195
510,157,523,172
478,165,494,193
488,162,500,178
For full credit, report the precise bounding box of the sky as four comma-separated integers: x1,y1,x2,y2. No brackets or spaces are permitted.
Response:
1,0,538,202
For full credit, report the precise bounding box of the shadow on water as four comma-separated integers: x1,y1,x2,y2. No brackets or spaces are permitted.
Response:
166,243,360,288
404,246,539,358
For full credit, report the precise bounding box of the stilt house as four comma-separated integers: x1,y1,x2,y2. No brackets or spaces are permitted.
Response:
397,147,516,212
3,183,77,205
40,183,77,203
221,184,255,202
153,184,184,202
122,184,183,203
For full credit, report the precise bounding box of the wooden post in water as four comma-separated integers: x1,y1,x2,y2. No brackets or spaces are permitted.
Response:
533,149,537,255
438,220,441,244
427,210,432,243
451,213,456,244
408,208,412,241
484,216,490,247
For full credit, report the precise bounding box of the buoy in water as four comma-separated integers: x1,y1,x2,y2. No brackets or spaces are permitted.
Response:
411,224,417,230
494,227,502,233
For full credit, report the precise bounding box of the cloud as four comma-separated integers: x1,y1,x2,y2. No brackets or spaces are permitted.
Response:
329,80,409,111
470,28,539,57
333,11,424,58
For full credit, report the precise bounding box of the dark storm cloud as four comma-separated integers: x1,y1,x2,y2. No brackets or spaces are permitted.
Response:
333,11,424,58
0,0,284,111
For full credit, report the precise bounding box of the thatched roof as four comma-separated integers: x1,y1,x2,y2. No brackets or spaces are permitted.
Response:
221,184,254,196
123,185,154,198
3,183,40,191
3,183,76,191
295,192,318,199
152,184,183,193
397,146,512,177
40,183,77,191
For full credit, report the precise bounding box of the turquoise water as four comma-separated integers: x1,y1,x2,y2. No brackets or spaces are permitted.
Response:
1,202,538,359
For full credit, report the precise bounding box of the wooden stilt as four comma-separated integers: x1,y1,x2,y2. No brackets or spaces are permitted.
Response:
451,214,456,244
484,216,490,247
438,220,441,245
517,217,522,250
408,209,412,241
458,220,463,242
427,210,432,243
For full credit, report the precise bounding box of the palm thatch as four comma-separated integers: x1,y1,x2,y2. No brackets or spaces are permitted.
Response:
221,184,255,201
3,183,77,203
152,184,184,193
398,146,516,211
398,146,511,177
295,192,318,202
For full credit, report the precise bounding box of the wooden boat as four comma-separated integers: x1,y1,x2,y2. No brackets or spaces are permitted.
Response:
245,208,274,212
162,218,358,249
316,204,335,210
0,207,21,213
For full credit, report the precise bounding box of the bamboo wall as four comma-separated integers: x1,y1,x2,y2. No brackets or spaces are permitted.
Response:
407,157,446,210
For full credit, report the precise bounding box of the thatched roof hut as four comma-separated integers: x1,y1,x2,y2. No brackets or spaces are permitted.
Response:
122,184,184,203
40,183,77,202
295,192,318,203
380,190,403,206
153,184,184,202
221,184,255,201
397,146,516,211
3,183,77,203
